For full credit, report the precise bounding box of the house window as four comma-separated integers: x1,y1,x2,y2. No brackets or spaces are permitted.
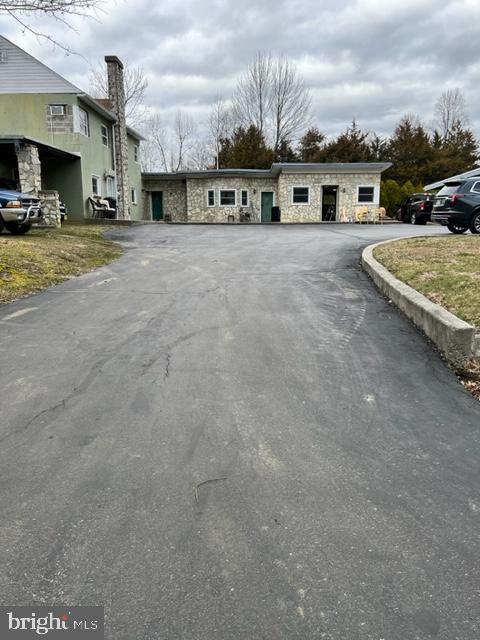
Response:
91,175,100,196
220,190,236,206
134,145,139,163
357,186,375,203
49,104,65,116
79,107,90,137
292,186,310,204
131,188,138,204
101,125,109,147
207,190,215,207
241,190,249,206
106,176,116,198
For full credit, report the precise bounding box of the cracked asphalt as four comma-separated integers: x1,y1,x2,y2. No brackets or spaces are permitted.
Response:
0,224,479,639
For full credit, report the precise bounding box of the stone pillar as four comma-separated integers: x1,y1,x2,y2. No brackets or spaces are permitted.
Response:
105,55,130,221
39,190,61,227
16,143,42,196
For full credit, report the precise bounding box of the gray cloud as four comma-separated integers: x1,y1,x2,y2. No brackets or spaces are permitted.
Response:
1,0,479,140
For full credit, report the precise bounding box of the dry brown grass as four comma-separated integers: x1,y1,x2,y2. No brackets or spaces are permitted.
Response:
0,224,123,304
374,236,480,327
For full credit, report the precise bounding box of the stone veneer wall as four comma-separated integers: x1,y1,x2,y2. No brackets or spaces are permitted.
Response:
278,173,382,222
39,190,61,227
186,177,278,223
105,56,130,220
142,179,188,221
16,143,42,196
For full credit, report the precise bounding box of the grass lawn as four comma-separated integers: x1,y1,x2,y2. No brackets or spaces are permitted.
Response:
374,236,480,328
0,224,123,304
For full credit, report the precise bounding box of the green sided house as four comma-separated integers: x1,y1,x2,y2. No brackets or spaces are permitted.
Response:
142,163,391,223
0,35,143,222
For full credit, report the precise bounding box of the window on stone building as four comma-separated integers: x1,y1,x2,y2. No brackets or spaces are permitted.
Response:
357,186,375,203
101,125,109,147
220,190,236,206
292,186,310,204
131,188,138,204
207,190,215,206
134,146,139,163
241,190,249,206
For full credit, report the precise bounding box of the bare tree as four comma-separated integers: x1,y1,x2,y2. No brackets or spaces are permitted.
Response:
188,140,213,170
90,61,148,127
434,88,469,140
0,0,102,49
208,97,231,169
232,52,272,136
171,110,195,171
140,113,169,172
270,56,311,153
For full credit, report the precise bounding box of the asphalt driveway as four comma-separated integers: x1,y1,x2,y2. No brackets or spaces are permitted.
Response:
0,224,479,639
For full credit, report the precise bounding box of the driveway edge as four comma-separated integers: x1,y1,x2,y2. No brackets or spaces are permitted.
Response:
361,237,478,368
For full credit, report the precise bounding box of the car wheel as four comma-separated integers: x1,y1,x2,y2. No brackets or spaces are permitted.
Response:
469,212,480,234
447,223,468,234
5,222,31,235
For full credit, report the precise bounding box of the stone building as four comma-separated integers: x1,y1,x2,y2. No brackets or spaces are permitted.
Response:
0,35,143,222
142,163,391,223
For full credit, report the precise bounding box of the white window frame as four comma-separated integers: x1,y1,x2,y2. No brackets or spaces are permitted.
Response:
292,186,311,205
241,190,249,207
91,175,101,196
134,145,139,163
101,125,109,147
106,176,116,198
207,189,215,207
49,104,65,116
357,185,376,204
470,181,480,194
131,188,138,205
219,189,237,207
78,107,90,137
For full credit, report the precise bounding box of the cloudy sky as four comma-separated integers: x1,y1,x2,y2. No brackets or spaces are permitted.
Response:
1,0,480,142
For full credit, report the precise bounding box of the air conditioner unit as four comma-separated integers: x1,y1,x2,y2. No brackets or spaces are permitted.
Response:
49,104,65,116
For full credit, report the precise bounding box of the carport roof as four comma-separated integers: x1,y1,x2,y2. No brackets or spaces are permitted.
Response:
0,135,81,160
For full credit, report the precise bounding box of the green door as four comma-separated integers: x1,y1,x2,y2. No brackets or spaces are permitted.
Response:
261,192,274,223
151,192,164,221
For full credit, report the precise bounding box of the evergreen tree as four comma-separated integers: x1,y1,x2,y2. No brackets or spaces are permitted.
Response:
218,125,275,169
276,138,298,162
321,120,372,162
298,127,326,162
386,115,434,183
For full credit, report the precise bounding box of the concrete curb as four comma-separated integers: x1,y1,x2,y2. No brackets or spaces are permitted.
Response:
361,237,478,369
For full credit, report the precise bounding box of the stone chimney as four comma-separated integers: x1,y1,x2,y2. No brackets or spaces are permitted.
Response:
105,55,130,220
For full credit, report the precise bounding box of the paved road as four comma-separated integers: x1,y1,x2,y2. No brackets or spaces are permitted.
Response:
0,224,479,639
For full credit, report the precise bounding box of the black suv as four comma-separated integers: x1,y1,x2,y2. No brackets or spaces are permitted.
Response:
395,193,434,225
431,177,480,234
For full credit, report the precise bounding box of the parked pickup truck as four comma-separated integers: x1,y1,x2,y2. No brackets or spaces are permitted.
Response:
0,187,43,234
395,193,434,225
431,177,480,234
